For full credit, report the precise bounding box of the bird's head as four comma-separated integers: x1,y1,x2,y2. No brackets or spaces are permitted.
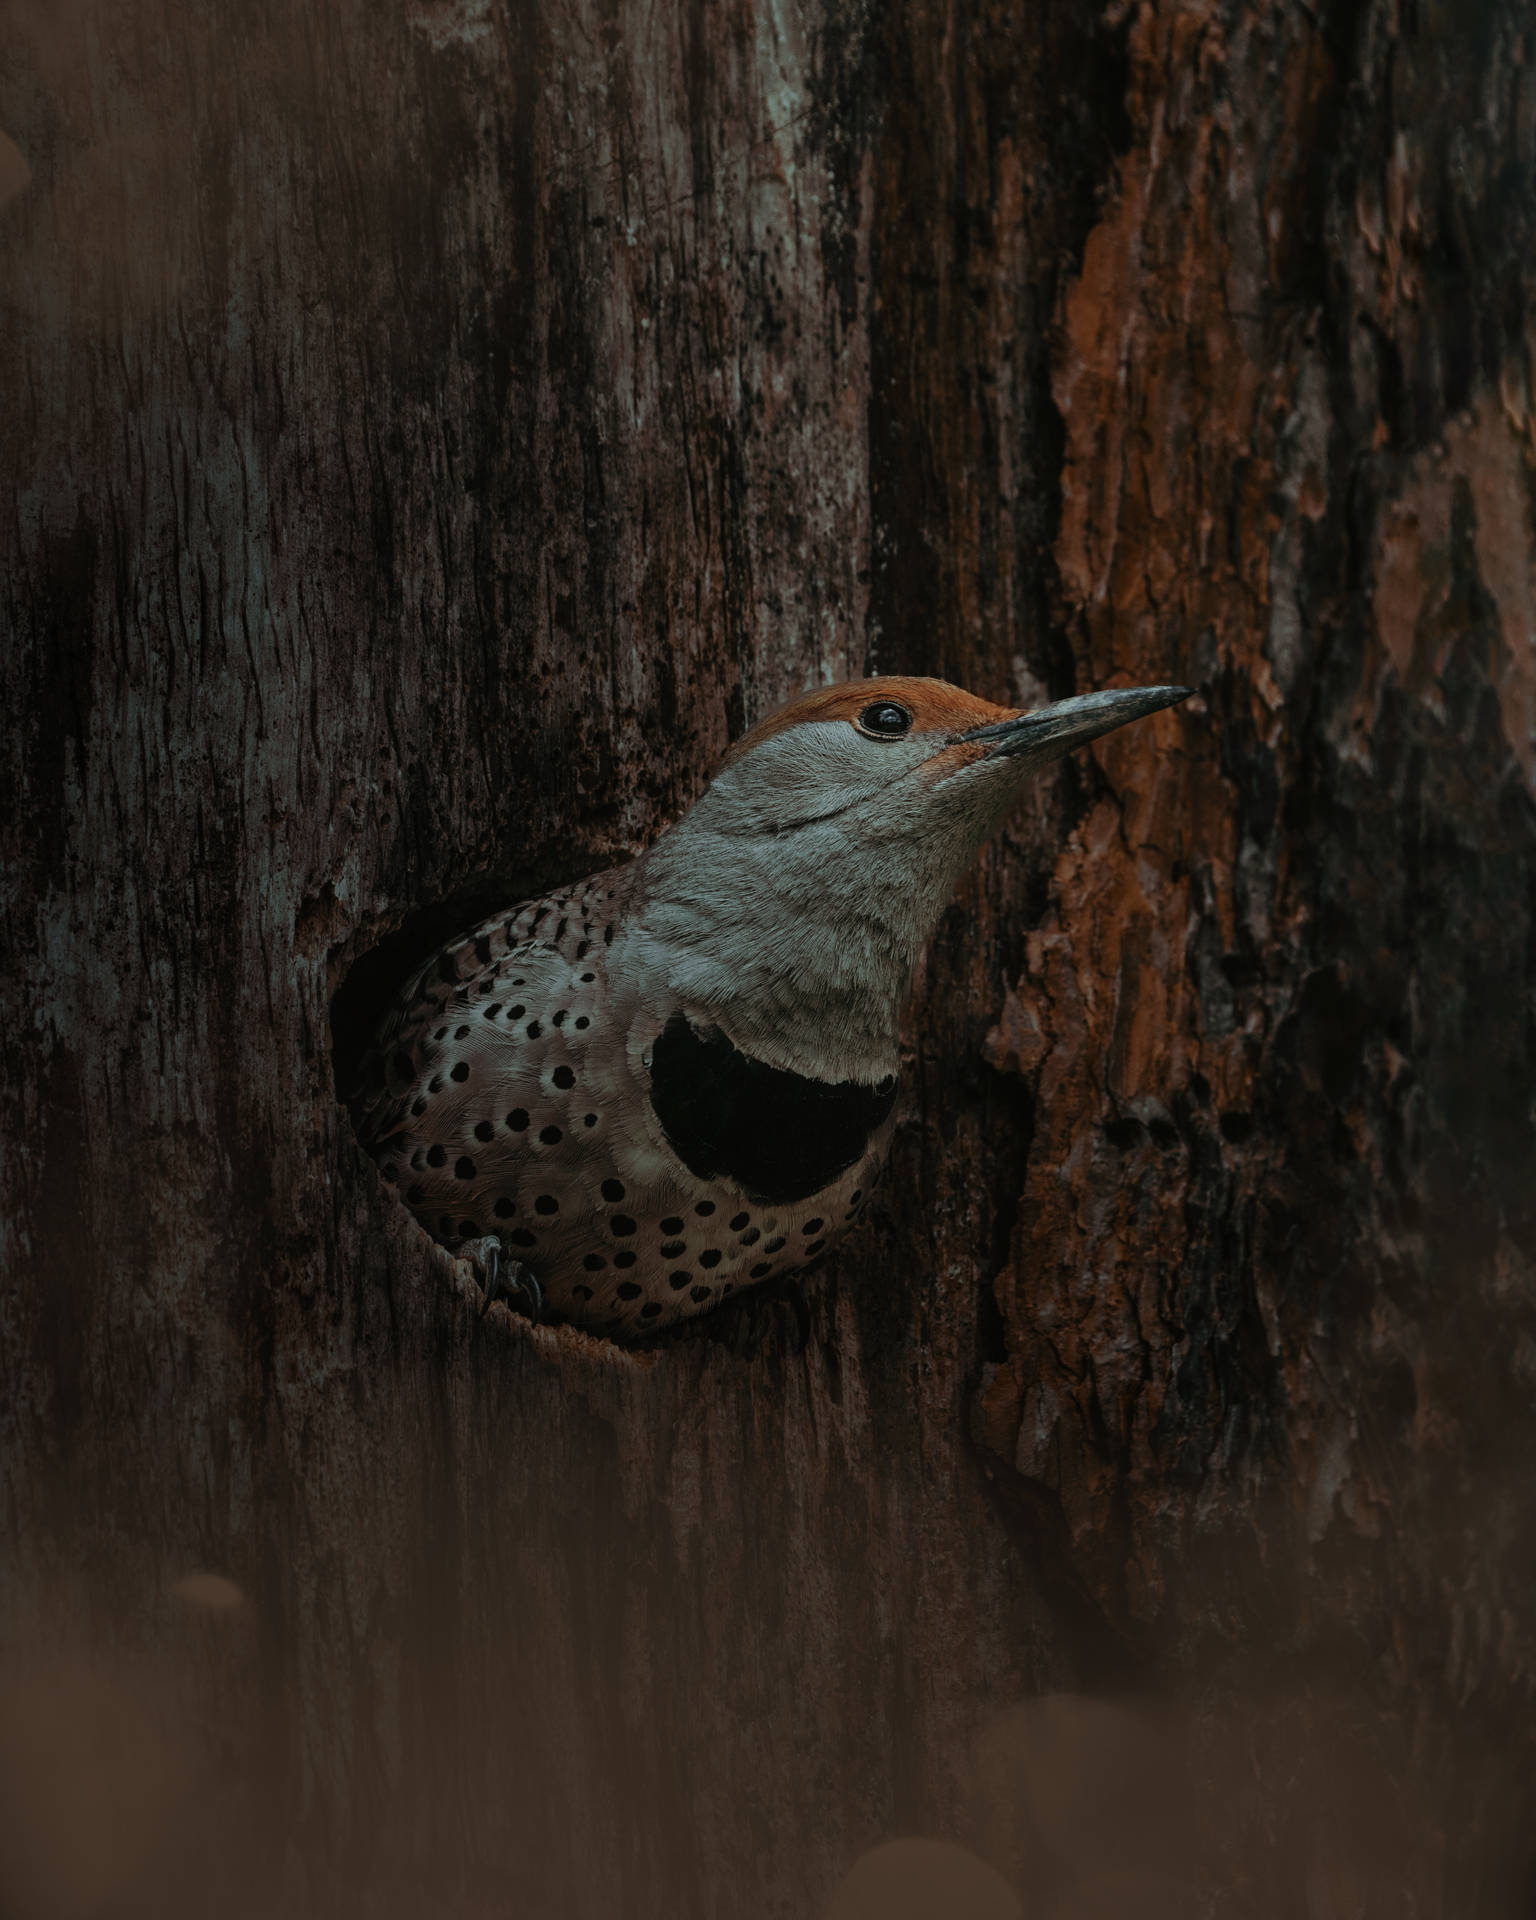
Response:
635,674,1191,1082
710,674,1189,840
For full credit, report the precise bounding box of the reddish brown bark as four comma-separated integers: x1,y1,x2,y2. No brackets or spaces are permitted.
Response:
1,0,1533,1914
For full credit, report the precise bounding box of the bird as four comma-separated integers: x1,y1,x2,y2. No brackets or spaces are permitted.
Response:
349,675,1190,1340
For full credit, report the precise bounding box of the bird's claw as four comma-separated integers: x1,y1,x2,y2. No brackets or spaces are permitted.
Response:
468,1237,544,1323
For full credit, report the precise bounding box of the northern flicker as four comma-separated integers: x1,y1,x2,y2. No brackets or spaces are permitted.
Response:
350,675,1190,1340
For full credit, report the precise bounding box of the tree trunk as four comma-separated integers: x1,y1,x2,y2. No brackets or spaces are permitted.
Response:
2,0,1533,1913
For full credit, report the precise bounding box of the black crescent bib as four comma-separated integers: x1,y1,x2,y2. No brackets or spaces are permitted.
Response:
648,1013,897,1206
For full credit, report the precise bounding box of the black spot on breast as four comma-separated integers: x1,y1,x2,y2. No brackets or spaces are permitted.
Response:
451,1062,469,1083
474,935,493,965
649,1015,897,1205
616,1282,641,1301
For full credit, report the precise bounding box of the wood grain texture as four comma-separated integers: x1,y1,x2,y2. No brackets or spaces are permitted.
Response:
1,0,1533,1913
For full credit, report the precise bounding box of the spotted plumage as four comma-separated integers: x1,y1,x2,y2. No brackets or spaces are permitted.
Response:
351,674,1191,1339
353,868,888,1336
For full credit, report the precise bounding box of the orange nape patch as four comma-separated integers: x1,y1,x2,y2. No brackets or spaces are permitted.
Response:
720,676,1017,768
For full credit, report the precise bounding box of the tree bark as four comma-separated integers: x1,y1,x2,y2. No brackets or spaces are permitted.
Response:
1,0,1532,1915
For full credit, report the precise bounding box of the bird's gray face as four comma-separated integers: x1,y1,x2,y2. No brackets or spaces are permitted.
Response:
703,678,1192,854
637,674,1191,1083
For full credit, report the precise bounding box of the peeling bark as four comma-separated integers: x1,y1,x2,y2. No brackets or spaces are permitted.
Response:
1,0,1533,1914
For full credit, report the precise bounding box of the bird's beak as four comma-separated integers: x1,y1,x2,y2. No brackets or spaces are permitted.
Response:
960,684,1193,765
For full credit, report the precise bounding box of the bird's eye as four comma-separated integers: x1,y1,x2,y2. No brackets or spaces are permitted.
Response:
856,701,914,739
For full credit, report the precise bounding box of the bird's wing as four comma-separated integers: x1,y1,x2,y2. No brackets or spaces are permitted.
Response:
348,904,550,1149
347,870,629,1152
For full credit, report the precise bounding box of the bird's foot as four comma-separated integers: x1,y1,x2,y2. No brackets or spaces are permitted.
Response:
467,1236,544,1323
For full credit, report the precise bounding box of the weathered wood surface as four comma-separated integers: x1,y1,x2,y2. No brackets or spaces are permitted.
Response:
1,0,1533,1913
